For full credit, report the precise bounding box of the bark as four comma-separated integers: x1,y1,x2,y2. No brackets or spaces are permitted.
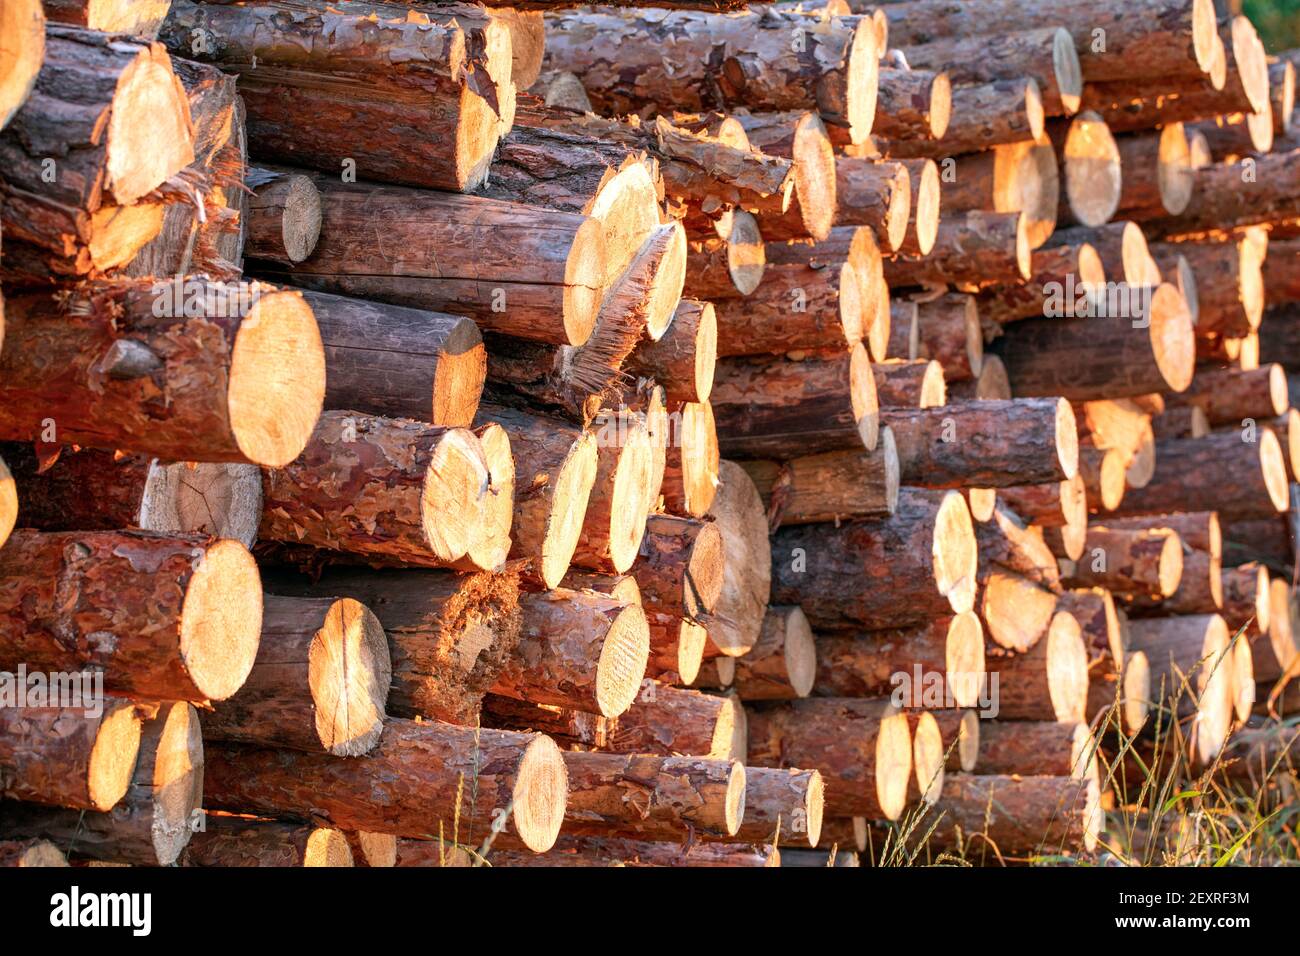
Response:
1139,149,1300,237
1063,526,1184,598
0,280,325,467
0,529,261,702
974,239,1106,325
712,344,878,459
626,298,717,404
878,78,1045,158
1150,235,1265,338
917,773,1100,856
886,397,1077,489
182,818,353,867
0,25,193,276
983,610,1089,722
738,433,899,526
1220,562,1270,634
992,284,1195,399
940,138,1059,248
746,697,912,819
915,293,983,381
494,589,649,718
204,719,569,850
479,694,616,750
203,595,391,757
606,684,747,761
771,488,978,630
488,835,778,867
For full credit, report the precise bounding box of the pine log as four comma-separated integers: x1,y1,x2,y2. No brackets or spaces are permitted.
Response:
1164,364,1287,427
1220,562,1270,634
1126,613,1235,765
626,298,717,404
488,836,778,867
244,167,321,265
571,416,654,574
746,697,912,819
941,137,1059,248
0,25,193,277
733,110,838,241
877,78,1045,158
497,589,649,718
872,66,950,141
0,456,13,551
884,210,1031,287
258,178,607,348
541,9,880,143
661,400,719,517
161,0,512,191
0,280,325,466
697,461,772,657
182,818,353,867
1052,111,1123,228
258,411,495,569
0,840,67,868
896,157,941,257
975,501,1062,591
1064,526,1184,598
813,611,987,709
1255,576,1299,683
713,343,879,458
874,358,946,408
1150,234,1266,337
983,610,1089,722
915,293,983,381
738,430,899,525
203,720,568,850
633,514,725,621
203,595,390,757
918,773,1101,855
885,397,1078,489
0,444,262,548
723,605,818,700
771,488,978,630
992,283,1196,399
1138,148,1300,237
608,684,747,761
0,702,204,866
834,157,911,251
1106,430,1291,520
998,473,1088,538
973,237,1106,325
730,766,823,847
1115,123,1203,218
0,700,141,812
904,709,946,806
300,289,485,427
947,354,1013,402
0,530,261,702
976,720,1098,782
0,0,43,131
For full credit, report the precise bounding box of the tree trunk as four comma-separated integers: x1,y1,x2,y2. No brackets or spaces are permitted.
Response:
878,78,1045,158
746,697,912,819
203,595,391,757
874,358,947,408
729,766,823,847
872,66,950,141
244,167,322,265
738,434,899,526
885,211,1031,287
0,280,325,467
203,719,568,851
1163,364,1287,426
723,605,818,700
606,684,747,760
182,818,353,867
916,293,984,381
771,488,978,630
0,530,261,702
919,773,1100,855
834,157,911,251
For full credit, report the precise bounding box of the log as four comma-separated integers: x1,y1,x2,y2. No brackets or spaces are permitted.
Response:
42,0,175,39
1063,526,1184,598
915,293,983,381
608,684,747,761
161,0,511,192
973,236,1106,325
258,411,495,569
0,840,67,868
834,157,911,251
661,400,720,517
344,831,397,868
0,444,263,549
497,589,649,718
739,431,899,525
0,700,142,812
474,403,597,589
947,354,1014,402
918,773,1101,856
260,178,607,348
1052,111,1123,228
1107,430,1291,520
1114,123,1204,218
0,25,193,276
626,298,717,404
1164,364,1288,427
294,289,486,428
813,611,987,709
884,211,1031,287
0,530,261,702
571,416,654,574
896,157,941,257
1138,148,1300,237
713,343,879,459
557,752,745,842
905,709,946,806
0,280,325,467
730,766,823,847
734,110,838,241
1256,576,1299,683
698,461,773,657
0,0,43,131
998,474,1089,562
204,719,568,850
771,488,978,630
488,836,778,867
983,610,1089,722
1126,613,1235,765
976,720,1099,782
993,283,1195,399
871,65,950,143
203,595,391,757
724,605,818,700
182,819,353,867
542,9,879,143
0,702,204,866
746,697,912,819
885,397,1078,489
480,694,615,752
980,569,1058,652
940,137,1058,248
975,501,1062,591
244,167,322,265
1220,562,1270,634
874,358,946,408
633,515,725,621
1150,234,1266,337
878,78,1045,158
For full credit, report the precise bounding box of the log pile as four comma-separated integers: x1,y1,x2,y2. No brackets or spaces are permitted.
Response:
1,0,1297,870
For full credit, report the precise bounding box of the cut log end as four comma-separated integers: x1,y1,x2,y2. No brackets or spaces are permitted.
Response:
107,43,195,204
1192,0,1218,71
645,222,689,342
933,490,978,614
782,606,818,699
804,770,827,846
793,112,837,241
296,828,353,867
0,0,42,131
1054,397,1080,481
467,422,515,571
563,217,609,347
88,700,144,812
716,694,749,762
727,211,766,296
540,432,600,590
1157,123,1196,216
140,462,264,549
913,159,941,256
928,70,953,139
420,428,491,563
875,704,913,822
1158,532,1185,598
686,521,727,616
351,831,398,868
946,611,987,709
724,760,748,835
432,318,488,429
229,290,326,467
911,711,945,806
845,18,880,142
967,487,997,523
1149,283,1196,393
1122,649,1151,734
152,702,205,867
605,425,655,573
675,619,708,686
279,174,324,263
1,840,67,867
310,598,392,757
1062,111,1121,228
511,734,569,853
850,342,881,451
674,401,721,517
1048,611,1089,723
179,539,263,702
0,456,16,550
595,604,651,718
1259,428,1291,514
956,709,980,772
1051,27,1083,115
1025,77,1046,140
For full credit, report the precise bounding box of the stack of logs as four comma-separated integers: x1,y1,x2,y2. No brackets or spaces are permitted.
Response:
0,0,1297,868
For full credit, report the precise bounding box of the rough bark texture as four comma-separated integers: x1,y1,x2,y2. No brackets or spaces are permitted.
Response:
739,434,898,526
885,211,1030,287
606,684,746,761
181,818,353,867
916,773,1100,855
879,78,1045,158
